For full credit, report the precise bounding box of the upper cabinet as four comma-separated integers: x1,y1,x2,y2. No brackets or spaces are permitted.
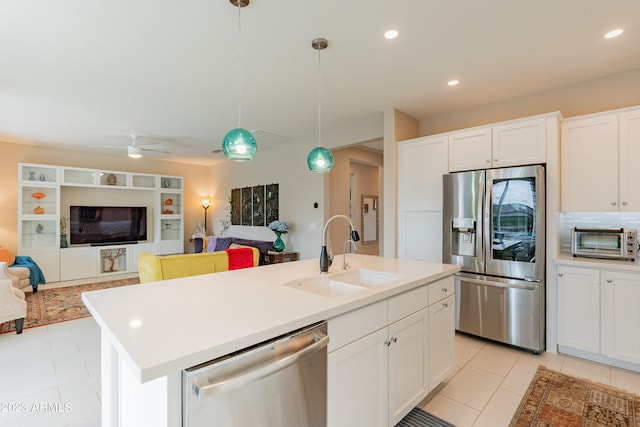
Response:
448,127,492,172
448,115,550,172
619,109,640,212
398,135,447,211
561,107,640,212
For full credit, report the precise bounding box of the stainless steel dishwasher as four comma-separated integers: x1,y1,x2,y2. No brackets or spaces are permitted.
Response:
183,321,328,427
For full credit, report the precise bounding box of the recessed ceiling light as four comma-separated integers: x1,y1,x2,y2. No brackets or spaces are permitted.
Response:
604,29,624,39
384,30,399,40
447,80,459,86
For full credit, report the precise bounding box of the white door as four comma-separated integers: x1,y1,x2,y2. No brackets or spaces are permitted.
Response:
604,270,640,364
428,294,455,391
560,114,618,211
557,266,601,353
327,328,388,427
388,309,428,426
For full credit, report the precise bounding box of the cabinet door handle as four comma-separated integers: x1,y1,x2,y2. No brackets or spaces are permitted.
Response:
622,201,628,206
558,273,563,277
493,158,498,162
441,288,448,293
485,159,490,163
607,279,612,283
391,337,397,343
442,302,449,308
384,340,391,347
611,201,617,206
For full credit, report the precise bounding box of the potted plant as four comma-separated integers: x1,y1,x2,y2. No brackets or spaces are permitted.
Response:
268,220,290,252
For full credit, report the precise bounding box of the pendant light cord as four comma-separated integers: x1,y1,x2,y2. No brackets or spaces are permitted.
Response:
317,47,322,148
236,3,243,127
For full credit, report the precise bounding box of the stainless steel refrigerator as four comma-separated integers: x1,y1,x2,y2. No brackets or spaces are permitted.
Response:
443,165,545,353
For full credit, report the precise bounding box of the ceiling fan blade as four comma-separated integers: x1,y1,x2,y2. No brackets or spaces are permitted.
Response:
140,144,168,150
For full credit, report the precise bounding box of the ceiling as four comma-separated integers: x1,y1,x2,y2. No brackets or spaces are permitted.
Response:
2,0,639,166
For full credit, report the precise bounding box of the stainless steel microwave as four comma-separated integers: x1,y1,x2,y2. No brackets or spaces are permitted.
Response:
571,227,637,260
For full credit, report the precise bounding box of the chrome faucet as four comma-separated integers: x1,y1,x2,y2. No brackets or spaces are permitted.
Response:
320,214,360,273
342,239,357,270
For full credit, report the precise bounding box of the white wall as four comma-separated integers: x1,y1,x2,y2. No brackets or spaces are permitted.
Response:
208,139,326,260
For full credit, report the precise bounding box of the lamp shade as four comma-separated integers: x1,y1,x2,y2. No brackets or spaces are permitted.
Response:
307,146,334,173
222,128,257,161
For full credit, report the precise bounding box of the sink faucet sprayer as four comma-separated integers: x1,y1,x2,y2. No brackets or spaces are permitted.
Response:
320,215,360,273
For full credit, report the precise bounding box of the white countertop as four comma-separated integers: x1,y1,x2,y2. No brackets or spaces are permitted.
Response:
82,254,460,383
555,254,640,271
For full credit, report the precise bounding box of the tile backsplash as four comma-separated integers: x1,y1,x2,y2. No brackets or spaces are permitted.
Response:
559,212,640,256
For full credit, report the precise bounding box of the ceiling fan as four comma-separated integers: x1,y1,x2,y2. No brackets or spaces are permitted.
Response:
89,134,170,158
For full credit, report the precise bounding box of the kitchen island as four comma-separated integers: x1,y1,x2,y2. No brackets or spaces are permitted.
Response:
82,254,460,426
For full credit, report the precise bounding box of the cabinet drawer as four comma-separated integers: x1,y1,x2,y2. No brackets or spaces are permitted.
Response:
428,276,454,304
328,300,388,352
388,285,428,324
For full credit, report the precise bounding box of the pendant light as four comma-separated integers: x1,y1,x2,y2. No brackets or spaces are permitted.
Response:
307,37,334,173
222,0,257,161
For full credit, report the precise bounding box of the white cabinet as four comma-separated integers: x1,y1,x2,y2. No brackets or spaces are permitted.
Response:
448,127,492,171
557,264,640,369
397,135,447,263
428,294,455,390
618,109,640,212
328,276,455,427
448,116,548,172
328,327,389,427
18,163,184,283
557,266,601,353
561,113,618,211
398,212,442,262
388,309,429,425
398,135,447,212
561,107,640,212
603,270,640,364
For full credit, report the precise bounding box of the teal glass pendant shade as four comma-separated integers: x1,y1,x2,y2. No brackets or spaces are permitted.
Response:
222,128,257,161
307,146,334,173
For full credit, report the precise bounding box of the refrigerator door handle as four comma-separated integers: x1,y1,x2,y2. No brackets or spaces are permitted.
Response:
457,276,537,291
524,276,541,283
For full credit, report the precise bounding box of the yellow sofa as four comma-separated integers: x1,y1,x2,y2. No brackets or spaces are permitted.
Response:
138,247,259,283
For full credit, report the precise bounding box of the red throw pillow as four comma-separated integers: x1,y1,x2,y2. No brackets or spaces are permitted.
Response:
0,248,16,266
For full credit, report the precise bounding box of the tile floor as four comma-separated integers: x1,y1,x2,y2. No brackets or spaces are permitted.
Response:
0,318,101,427
1,319,640,427
421,333,640,427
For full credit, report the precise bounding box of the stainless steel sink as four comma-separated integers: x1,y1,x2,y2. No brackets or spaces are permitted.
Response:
282,269,402,297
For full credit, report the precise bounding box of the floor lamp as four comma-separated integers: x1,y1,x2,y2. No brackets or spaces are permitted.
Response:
202,200,210,232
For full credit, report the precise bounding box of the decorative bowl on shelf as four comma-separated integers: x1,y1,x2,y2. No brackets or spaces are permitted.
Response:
33,206,45,214
162,209,174,214
165,198,173,205
106,174,117,185
31,192,46,200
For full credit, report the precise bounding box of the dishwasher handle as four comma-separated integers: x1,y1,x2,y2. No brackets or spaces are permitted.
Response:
195,332,329,400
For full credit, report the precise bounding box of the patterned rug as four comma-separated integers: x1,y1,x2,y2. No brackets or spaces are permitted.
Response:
0,277,139,334
510,365,640,427
396,407,455,426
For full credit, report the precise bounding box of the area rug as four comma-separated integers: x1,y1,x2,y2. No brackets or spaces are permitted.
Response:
0,277,139,334
396,407,455,427
510,365,640,427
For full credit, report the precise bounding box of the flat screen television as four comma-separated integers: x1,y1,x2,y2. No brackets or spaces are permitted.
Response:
69,206,147,246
